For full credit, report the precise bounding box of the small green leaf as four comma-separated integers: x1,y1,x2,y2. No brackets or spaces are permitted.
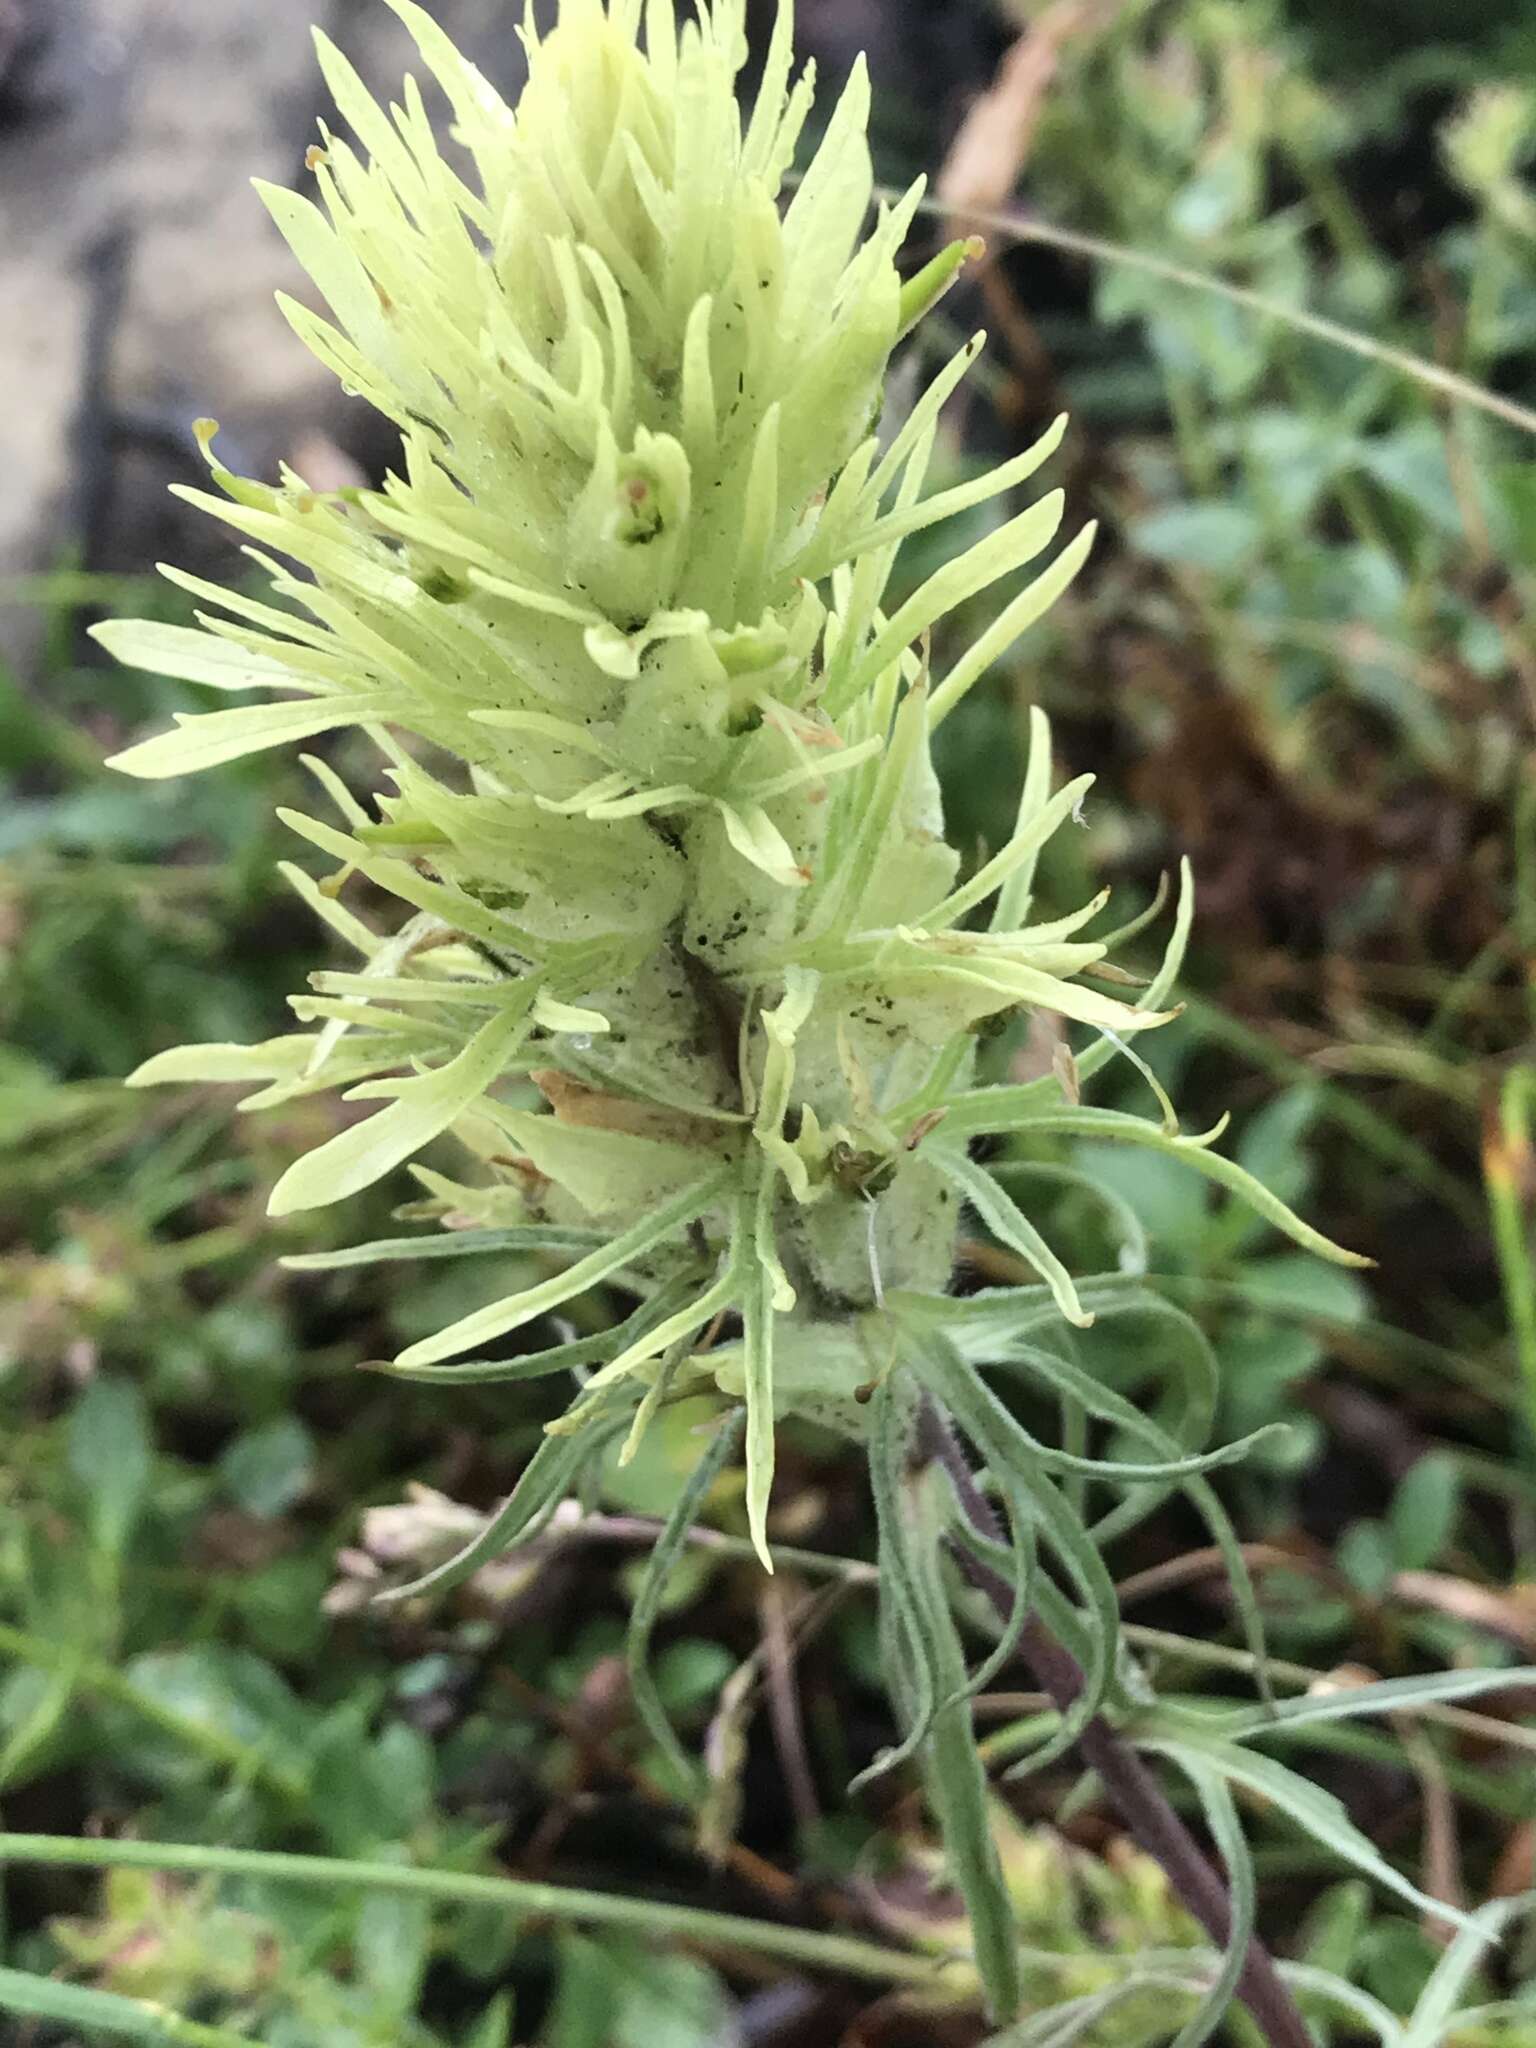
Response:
835,493,1067,713
1401,1899,1528,2048
282,1223,610,1269
740,1194,779,1570
896,235,981,337
1337,1520,1396,1598
355,1889,432,2017
1129,502,1263,575
1168,1757,1254,2048
859,1375,942,1790
392,1168,731,1370
218,1417,316,1519
916,1351,1117,1782
933,1100,1373,1270
908,1472,1022,2024
1297,1880,1373,1981
1214,1663,1536,1738
89,618,295,690
627,1408,742,1798
461,1994,515,2048
1388,1453,1461,1572
372,1422,625,1608
928,521,1098,728
69,1378,152,1557
932,1151,1091,1328
653,1640,737,1717
127,1037,311,1089
1356,423,1462,536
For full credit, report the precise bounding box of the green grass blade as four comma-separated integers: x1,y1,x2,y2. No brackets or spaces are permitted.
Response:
0,1968,252,2047
627,1406,744,1799
1165,1758,1254,2048
1143,1737,1480,1931
0,1835,952,1990
908,1473,1023,2024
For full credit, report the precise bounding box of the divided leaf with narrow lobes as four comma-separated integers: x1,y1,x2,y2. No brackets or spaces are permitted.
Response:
100,0,1357,1569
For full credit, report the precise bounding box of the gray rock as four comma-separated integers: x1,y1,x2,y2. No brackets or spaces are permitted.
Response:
0,0,537,675
0,0,331,671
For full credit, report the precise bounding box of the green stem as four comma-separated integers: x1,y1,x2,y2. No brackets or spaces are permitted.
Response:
1516,773,1536,1039
1285,147,1375,270
904,190,1536,439
0,1966,253,2048
0,1834,956,1992
1119,1625,1536,1758
1461,219,1504,374
1484,1067,1536,1460
1165,372,1219,495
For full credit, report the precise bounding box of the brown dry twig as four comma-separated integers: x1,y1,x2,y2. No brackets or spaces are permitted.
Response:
935,4,1110,412
1391,1570,1536,1654
759,1576,823,1834
1114,1543,1319,1608
936,4,1106,224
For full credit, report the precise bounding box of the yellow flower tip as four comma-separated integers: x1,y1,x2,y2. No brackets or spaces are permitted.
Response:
1182,1111,1232,1149
265,1173,310,1220
101,742,153,779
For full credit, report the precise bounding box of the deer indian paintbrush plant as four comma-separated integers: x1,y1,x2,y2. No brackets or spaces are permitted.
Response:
91,0,1479,2028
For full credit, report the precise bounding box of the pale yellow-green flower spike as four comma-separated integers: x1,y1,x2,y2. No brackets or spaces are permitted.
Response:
102,0,1359,1570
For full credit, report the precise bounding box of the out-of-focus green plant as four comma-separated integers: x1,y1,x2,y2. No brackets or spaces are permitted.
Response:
1010,0,1536,802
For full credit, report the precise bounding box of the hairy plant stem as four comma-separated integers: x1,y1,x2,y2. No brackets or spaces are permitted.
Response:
915,1397,1313,2048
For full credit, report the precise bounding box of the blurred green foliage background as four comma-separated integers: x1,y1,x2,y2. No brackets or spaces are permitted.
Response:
1,1,1533,2041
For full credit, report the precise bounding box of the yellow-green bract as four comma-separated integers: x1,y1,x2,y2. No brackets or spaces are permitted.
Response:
100,0,1363,1571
